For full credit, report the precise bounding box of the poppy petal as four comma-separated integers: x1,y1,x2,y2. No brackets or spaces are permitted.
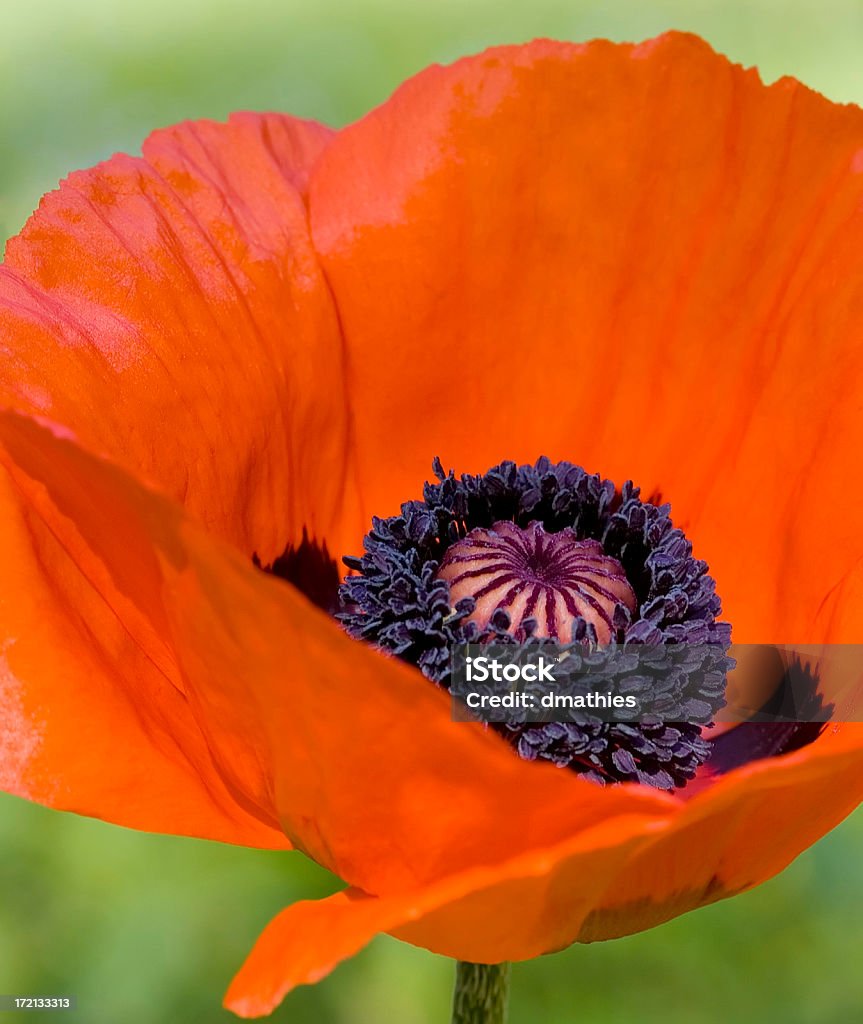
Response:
0,112,359,564
309,31,863,641
0,410,677,890
0,416,288,846
224,813,654,1018
575,724,863,938
226,726,863,1016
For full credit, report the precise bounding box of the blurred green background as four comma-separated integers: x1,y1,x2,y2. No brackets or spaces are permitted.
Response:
2,1,863,1022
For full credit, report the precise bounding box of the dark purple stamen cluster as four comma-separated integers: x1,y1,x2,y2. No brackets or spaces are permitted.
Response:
339,457,732,790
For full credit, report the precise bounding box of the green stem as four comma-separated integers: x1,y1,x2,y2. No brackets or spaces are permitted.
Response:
451,962,512,1024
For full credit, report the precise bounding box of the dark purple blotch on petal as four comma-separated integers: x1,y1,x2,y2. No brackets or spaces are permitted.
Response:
708,659,830,775
254,528,340,614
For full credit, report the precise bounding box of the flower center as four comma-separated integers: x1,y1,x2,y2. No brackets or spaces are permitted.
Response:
436,521,636,643
339,457,732,791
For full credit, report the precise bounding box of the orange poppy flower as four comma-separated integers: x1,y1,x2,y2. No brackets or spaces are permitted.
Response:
2,30,863,1019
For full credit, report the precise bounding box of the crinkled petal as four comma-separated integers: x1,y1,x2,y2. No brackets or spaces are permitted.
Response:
309,31,863,642
0,112,360,563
